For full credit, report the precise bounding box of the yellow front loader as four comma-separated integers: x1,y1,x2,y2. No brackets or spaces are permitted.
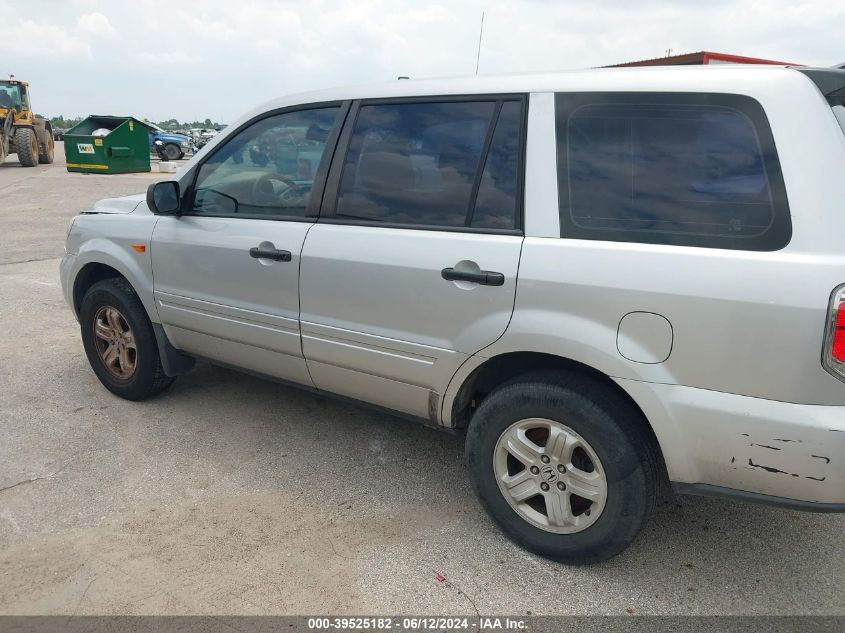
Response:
0,77,54,167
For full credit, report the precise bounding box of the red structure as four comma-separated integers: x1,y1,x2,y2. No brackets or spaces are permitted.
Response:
605,51,800,67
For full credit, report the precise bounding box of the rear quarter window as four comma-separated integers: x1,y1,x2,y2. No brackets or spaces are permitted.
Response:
555,93,791,251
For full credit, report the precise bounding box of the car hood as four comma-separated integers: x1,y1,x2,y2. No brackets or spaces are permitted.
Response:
83,193,147,215
157,133,191,142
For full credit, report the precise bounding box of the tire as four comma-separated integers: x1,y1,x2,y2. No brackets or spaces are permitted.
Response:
465,371,659,565
163,143,182,161
79,278,175,401
38,134,54,164
14,127,39,167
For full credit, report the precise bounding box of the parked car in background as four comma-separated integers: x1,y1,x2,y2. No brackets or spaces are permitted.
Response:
53,128,66,141
142,122,193,160
190,127,221,148
60,66,845,565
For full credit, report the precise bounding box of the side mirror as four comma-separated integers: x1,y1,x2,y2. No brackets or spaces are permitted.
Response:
147,181,181,215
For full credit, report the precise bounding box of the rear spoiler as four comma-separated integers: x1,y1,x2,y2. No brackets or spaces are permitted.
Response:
798,68,845,102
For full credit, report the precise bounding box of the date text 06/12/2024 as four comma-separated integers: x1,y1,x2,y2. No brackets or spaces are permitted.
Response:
306,617,528,630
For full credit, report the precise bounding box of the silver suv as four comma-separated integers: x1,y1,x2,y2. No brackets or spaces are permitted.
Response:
60,66,845,564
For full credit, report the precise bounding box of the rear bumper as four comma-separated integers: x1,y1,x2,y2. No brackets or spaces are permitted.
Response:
615,379,845,506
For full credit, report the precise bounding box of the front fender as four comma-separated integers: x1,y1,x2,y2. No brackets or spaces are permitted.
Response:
67,215,159,323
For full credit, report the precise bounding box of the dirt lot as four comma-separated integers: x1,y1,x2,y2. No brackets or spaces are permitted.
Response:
1,144,843,616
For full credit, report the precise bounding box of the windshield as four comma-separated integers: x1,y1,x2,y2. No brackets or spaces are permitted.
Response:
0,82,23,109
145,122,164,132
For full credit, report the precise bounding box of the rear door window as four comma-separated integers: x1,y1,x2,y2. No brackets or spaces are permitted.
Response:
555,93,791,250
332,97,525,231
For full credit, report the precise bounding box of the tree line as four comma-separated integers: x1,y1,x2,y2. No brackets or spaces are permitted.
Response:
47,115,225,131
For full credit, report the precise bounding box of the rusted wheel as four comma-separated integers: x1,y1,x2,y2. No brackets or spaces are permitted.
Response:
80,278,175,400
92,306,138,380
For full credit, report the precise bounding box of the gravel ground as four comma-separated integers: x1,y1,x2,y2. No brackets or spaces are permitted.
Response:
0,145,843,616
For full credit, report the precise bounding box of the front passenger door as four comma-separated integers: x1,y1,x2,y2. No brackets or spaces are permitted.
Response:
151,104,346,385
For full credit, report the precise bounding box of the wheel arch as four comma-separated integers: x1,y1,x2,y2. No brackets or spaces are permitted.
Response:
72,260,193,378
444,351,671,491
70,246,158,324
72,262,128,317
447,352,628,428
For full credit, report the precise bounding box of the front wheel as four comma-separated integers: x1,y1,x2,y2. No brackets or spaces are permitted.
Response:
79,278,175,400
465,371,659,565
14,127,39,167
163,143,183,161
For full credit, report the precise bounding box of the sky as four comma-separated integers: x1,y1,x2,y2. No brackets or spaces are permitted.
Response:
1,0,843,123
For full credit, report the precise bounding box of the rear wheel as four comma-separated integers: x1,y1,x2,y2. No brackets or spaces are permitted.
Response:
14,127,38,167
465,371,659,565
80,278,175,400
38,133,54,164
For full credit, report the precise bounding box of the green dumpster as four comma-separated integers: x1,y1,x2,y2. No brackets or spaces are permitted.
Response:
65,115,150,174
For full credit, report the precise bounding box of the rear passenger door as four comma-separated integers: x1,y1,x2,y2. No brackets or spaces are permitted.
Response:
299,96,526,420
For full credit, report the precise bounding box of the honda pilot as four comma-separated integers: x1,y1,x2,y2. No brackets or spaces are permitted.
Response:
60,66,845,564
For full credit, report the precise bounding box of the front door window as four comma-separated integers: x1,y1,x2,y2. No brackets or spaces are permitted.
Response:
192,106,342,219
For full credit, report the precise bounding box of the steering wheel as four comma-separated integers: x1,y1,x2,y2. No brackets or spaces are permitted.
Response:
252,173,301,204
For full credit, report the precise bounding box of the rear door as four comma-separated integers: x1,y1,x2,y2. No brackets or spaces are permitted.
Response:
299,96,526,420
151,103,346,385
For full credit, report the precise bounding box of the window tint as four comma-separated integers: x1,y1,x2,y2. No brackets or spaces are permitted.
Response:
335,99,522,230
555,93,791,250
472,101,523,229
192,106,340,218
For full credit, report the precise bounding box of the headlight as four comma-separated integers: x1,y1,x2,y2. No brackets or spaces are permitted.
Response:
180,140,190,147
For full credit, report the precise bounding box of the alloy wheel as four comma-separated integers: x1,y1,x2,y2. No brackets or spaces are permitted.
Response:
92,306,137,379
493,418,607,534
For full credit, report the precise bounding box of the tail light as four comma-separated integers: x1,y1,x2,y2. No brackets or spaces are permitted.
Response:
823,285,845,382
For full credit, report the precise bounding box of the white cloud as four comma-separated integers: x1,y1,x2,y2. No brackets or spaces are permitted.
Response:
135,50,202,66
4,0,844,122
407,4,457,23
77,12,118,39
0,19,92,61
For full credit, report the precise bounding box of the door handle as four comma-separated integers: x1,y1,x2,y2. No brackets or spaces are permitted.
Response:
249,246,292,262
441,267,505,286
